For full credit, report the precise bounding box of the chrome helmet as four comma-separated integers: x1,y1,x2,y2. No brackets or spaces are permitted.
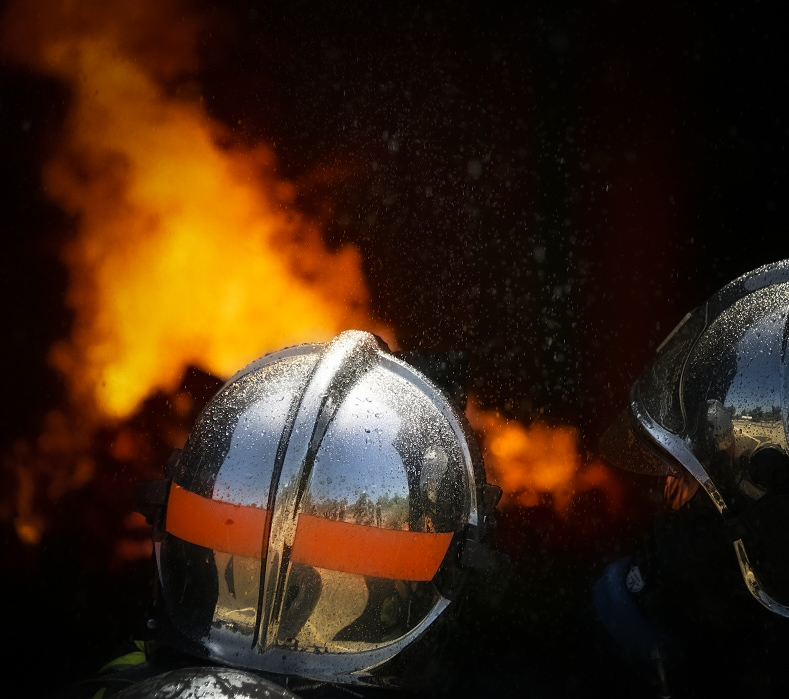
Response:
600,260,789,618
137,331,500,687
114,668,302,699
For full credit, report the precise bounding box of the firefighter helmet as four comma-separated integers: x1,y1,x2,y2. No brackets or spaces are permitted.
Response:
140,330,500,687
600,259,789,618
114,667,302,699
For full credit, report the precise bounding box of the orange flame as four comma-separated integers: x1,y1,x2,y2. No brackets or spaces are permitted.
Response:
1,0,622,553
468,404,622,515
2,0,372,421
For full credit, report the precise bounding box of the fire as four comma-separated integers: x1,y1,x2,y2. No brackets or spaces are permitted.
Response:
468,404,622,514
1,0,371,420
5,410,95,546
1,0,622,554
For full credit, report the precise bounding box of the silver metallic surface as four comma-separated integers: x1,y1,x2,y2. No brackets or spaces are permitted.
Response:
260,331,382,651
630,395,728,515
114,667,302,699
158,330,485,684
601,260,789,617
637,278,789,511
733,539,789,617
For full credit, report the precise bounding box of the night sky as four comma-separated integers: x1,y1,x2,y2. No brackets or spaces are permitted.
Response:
2,1,789,696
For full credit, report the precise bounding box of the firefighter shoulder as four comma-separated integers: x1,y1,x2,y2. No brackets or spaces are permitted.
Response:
98,330,504,698
594,259,789,697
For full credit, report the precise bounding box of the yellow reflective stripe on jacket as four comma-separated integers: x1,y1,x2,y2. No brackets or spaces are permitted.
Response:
91,689,106,699
98,640,148,673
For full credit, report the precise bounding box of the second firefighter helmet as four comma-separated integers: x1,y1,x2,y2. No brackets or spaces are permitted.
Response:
600,259,789,618
139,330,501,687
114,668,302,699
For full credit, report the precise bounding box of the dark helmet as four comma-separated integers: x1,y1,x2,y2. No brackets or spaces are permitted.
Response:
137,330,501,687
600,260,789,618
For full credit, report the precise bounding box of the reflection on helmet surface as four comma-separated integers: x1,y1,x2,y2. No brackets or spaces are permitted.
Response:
300,364,470,533
275,564,440,652
601,261,789,618
214,552,260,634
156,331,487,685
675,285,789,508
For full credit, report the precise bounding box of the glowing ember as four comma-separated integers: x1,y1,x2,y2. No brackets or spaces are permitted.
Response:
2,0,371,420
468,403,622,514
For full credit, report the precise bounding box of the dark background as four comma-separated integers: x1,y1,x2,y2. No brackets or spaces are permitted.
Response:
2,0,789,695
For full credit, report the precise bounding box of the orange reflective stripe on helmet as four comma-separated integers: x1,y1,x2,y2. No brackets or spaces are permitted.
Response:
165,484,453,581
290,513,453,581
166,484,271,558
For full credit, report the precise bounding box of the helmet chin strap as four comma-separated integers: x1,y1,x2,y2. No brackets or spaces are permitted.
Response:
459,483,506,572
134,451,180,539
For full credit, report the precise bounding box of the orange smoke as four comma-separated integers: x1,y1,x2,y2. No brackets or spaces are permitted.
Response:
468,404,622,514
2,0,371,421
